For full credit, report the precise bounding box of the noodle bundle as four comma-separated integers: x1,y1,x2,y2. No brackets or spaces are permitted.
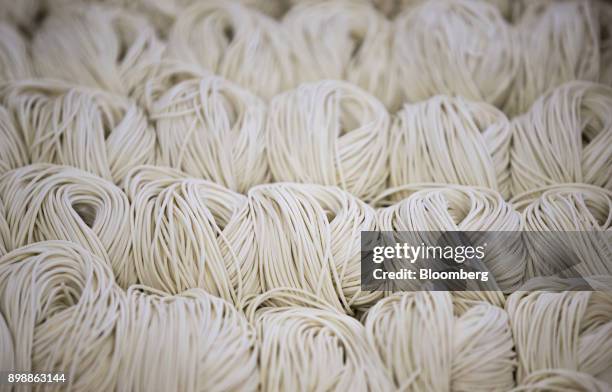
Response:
246,289,393,391
0,241,124,391
372,0,512,19
507,289,612,389
506,0,600,115
148,73,269,193
168,0,293,99
238,0,290,18
389,96,511,199
0,241,260,391
283,0,400,110
365,292,516,391
32,4,164,98
511,81,612,195
2,80,156,183
375,184,524,295
118,286,259,392
393,0,517,108
243,183,382,313
267,80,389,201
512,184,612,278
125,166,258,304
0,164,135,286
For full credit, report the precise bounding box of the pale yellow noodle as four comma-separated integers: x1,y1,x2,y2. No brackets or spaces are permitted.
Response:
125,165,258,305
148,73,269,193
32,3,164,98
242,182,383,313
511,81,612,194
389,96,511,199
246,288,394,392
283,0,400,110
167,0,293,99
2,79,156,183
266,80,390,201
0,164,135,286
506,289,612,389
365,292,516,391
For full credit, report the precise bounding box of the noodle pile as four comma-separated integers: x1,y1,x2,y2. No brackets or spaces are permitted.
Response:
266,80,390,201
148,72,269,192
0,241,259,391
506,0,599,116
511,81,612,195
31,3,164,98
0,164,136,286
284,0,400,110
512,184,612,279
365,292,516,391
389,96,512,198
246,289,393,391
2,80,157,183
0,0,610,390
125,165,257,304
507,289,612,390
243,182,382,314
375,184,525,293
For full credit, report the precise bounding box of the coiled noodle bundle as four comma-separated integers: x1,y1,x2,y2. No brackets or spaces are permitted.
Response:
511,82,612,194
375,184,524,294
512,184,612,278
246,288,393,392
507,290,612,389
0,164,135,286
32,4,164,98
506,0,600,115
243,183,382,313
168,0,293,99
267,80,389,201
365,292,516,391
125,166,257,303
283,0,400,109
149,74,269,193
118,286,259,392
393,0,517,108
390,96,511,199
0,241,124,391
2,80,156,183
